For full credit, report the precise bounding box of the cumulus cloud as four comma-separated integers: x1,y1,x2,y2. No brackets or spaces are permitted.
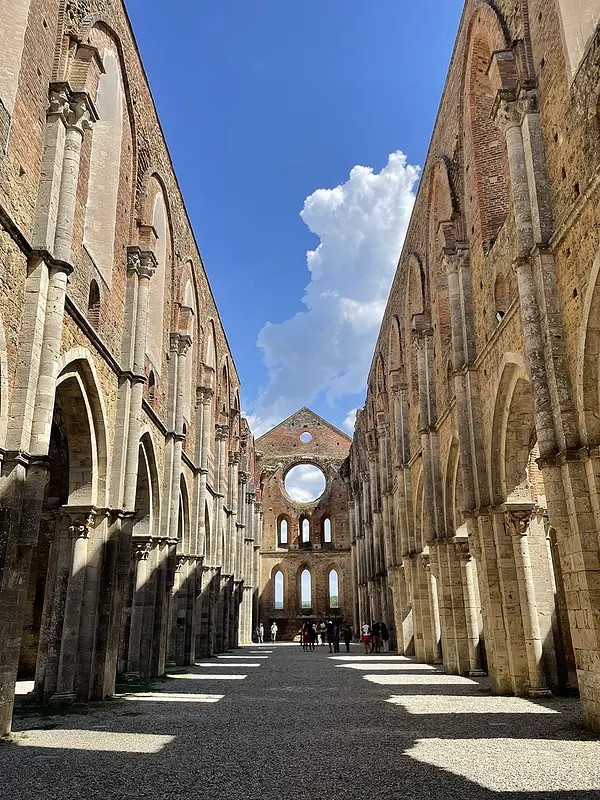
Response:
284,464,326,503
343,408,359,435
249,151,419,435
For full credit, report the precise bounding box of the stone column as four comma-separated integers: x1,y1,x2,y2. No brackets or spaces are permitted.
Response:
195,381,214,560
504,504,551,696
457,542,486,676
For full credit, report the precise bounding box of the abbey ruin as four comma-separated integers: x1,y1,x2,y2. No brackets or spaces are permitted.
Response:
2,0,600,744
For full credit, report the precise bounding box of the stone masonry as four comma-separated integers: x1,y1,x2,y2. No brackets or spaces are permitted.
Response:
349,0,600,733
0,0,263,737
258,408,354,639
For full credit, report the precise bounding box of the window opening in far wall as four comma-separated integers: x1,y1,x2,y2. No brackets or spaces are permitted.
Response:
323,518,332,543
300,431,312,443
279,518,288,546
301,518,310,543
274,571,284,610
301,569,312,608
88,280,100,328
329,570,339,609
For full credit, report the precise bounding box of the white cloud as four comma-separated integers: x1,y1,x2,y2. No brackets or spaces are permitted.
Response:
284,464,326,503
343,408,359,435
249,151,419,435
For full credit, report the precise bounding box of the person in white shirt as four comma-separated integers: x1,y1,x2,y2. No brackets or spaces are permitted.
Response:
361,622,371,654
270,622,278,643
257,623,264,644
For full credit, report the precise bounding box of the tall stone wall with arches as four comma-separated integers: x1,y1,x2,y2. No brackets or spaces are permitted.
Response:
349,0,600,733
0,0,263,736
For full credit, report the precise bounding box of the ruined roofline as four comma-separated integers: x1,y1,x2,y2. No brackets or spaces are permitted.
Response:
256,406,353,443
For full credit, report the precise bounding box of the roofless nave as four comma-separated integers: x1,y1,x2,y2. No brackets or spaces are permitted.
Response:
2,0,600,741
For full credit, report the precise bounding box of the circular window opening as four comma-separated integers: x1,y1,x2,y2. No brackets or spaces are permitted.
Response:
300,431,313,444
284,464,325,503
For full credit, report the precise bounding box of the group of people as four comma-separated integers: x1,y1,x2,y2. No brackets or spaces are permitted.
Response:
361,621,390,654
300,619,352,653
255,622,278,644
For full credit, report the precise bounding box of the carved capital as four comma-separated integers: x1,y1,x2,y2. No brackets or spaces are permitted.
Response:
229,451,240,467
196,386,214,406
67,510,96,539
47,85,71,120
239,471,250,484
215,423,229,442
133,538,152,560
66,91,96,133
178,333,192,357
503,502,535,536
127,246,157,278
492,89,537,136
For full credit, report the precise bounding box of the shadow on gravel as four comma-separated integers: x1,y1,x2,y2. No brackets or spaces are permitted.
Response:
1,647,598,800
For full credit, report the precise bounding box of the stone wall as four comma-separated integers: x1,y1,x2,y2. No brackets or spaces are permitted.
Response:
350,0,600,732
258,408,354,639
0,0,263,737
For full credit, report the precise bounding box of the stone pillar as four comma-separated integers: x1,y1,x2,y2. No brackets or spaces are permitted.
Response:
504,504,551,696
214,425,229,567
457,542,486,676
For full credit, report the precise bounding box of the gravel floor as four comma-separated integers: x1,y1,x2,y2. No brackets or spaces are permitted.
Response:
2,645,600,799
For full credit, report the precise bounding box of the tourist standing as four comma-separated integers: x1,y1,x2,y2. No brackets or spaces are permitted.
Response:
271,622,278,643
257,623,264,644
326,619,335,653
333,620,340,653
319,620,326,646
343,624,352,653
380,621,390,652
302,621,310,651
361,622,371,654
371,621,381,653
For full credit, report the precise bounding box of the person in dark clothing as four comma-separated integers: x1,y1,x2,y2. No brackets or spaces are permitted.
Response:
343,625,352,653
302,621,311,652
325,619,335,653
380,621,390,652
371,621,381,653
333,621,340,653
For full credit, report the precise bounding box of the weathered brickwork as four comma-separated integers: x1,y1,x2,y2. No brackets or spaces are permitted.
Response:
350,0,600,733
258,408,354,639
0,0,264,737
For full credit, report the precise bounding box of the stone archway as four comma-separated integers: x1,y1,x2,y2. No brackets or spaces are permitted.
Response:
21,359,107,705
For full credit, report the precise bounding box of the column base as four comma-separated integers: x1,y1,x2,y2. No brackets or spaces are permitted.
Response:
121,672,141,682
528,687,552,698
48,692,76,706
469,670,488,677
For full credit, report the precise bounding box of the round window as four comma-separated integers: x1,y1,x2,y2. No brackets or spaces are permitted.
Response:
300,431,313,444
284,464,326,503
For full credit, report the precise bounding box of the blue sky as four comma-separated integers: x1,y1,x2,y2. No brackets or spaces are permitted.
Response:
125,0,464,434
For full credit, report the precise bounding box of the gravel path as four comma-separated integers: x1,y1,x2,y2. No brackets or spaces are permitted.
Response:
2,645,599,799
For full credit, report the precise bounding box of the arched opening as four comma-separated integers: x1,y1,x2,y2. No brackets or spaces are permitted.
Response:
147,370,156,404
300,517,310,545
146,187,169,372
83,48,124,284
328,570,339,609
284,464,326,503
323,517,332,545
556,0,600,75
180,277,196,425
19,361,106,691
494,273,509,322
87,280,101,329
204,502,212,562
277,516,288,548
300,569,312,609
274,571,284,610
465,31,510,251
0,0,31,122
